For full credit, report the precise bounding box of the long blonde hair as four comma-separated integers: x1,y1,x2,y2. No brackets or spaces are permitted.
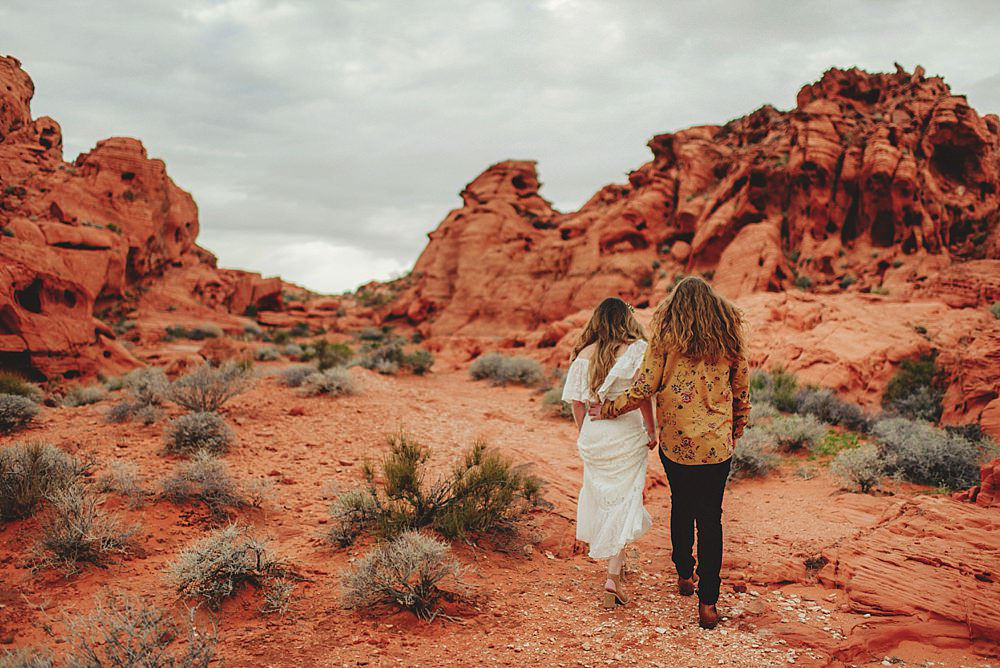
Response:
650,276,745,363
572,298,646,396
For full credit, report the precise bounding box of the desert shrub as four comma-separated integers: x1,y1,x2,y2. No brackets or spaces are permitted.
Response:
280,364,316,388
169,524,295,609
165,323,222,340
541,375,573,420
989,302,1000,320
0,648,52,667
793,275,813,290
53,590,218,668
283,343,304,358
342,530,464,620
167,361,251,413
747,401,779,427
749,366,798,413
729,429,779,479
373,359,399,375
302,340,353,370
95,460,150,508
765,414,827,451
944,423,991,444
403,349,434,375
0,442,87,520
106,368,169,424
63,384,108,407
300,367,358,397
882,352,946,422
872,417,991,489
0,394,39,434
161,452,267,520
254,346,280,361
357,327,384,341
469,354,544,386
811,431,863,456
164,411,234,455
831,444,884,493
0,373,42,402
328,433,542,546
795,387,870,432
32,486,136,574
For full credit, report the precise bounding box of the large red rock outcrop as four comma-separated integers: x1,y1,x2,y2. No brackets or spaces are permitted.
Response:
386,64,1000,433
0,56,284,379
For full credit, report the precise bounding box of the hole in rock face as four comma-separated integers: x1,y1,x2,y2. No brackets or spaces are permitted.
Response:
0,352,44,381
931,142,979,183
62,370,81,380
902,232,918,254
103,350,112,358
871,210,895,247
15,279,43,314
121,171,135,181
62,290,77,308
749,172,767,188
511,176,528,190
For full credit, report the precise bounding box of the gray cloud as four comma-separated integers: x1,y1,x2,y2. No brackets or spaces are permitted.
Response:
3,0,999,292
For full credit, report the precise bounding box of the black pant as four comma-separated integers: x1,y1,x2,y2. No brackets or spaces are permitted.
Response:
659,451,731,605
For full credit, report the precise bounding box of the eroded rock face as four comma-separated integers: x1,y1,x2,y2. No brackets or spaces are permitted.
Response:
388,64,999,433
0,56,283,379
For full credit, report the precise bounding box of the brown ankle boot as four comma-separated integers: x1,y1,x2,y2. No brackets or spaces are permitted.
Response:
698,603,719,629
678,576,695,596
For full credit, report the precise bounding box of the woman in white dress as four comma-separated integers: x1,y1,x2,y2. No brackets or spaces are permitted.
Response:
561,297,657,609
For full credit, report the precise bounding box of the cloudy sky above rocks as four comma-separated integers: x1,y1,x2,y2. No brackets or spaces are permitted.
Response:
3,0,999,293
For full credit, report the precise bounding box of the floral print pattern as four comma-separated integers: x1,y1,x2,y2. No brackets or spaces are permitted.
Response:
601,337,751,465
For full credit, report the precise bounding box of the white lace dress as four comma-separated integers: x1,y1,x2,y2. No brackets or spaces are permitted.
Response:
561,340,653,559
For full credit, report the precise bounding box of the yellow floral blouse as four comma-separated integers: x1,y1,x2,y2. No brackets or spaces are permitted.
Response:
600,337,751,465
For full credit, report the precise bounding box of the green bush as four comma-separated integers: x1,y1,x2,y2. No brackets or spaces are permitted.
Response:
328,433,542,546
831,444,884,493
882,352,946,422
0,394,39,434
403,349,434,376
300,368,358,397
164,411,234,455
32,486,136,574
469,354,544,386
989,302,1000,320
872,417,992,489
765,414,827,451
63,384,108,407
342,531,464,621
165,323,222,340
0,373,42,402
302,340,353,370
795,387,870,432
729,429,778,479
169,524,296,609
0,442,87,521
357,339,434,376
749,366,798,412
168,362,251,413
793,275,813,290
811,431,863,456
541,380,573,420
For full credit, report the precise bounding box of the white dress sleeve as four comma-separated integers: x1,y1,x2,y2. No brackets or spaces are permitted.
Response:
596,340,648,402
561,357,592,403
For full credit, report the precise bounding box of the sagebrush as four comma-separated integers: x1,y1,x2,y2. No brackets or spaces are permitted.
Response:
469,354,544,386
167,362,251,413
749,366,798,412
300,367,358,397
164,411,234,455
63,384,108,407
342,530,464,620
0,442,87,520
831,445,884,493
95,459,150,508
872,417,992,489
32,486,136,574
0,373,42,402
764,414,827,451
0,393,39,434
795,387,870,432
729,429,778,479
161,453,269,520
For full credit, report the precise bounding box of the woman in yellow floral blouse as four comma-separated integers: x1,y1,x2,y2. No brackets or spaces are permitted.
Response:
589,276,750,629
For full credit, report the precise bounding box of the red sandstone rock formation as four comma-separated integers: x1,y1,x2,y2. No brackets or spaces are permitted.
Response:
387,64,1000,433
0,56,284,379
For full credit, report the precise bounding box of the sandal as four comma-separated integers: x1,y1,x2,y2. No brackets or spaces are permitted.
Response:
602,574,627,609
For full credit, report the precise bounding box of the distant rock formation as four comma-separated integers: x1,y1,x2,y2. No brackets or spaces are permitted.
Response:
0,56,284,380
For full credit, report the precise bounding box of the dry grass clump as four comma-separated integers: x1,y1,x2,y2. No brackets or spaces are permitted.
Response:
167,361,251,413
0,394,39,434
62,384,108,407
106,367,168,424
469,353,544,386
0,372,42,402
300,367,358,397
328,432,542,546
0,648,52,667
95,460,151,508
161,453,269,520
0,442,87,521
729,428,779,479
168,524,296,610
47,590,217,667
32,486,137,574
342,530,464,620
164,411,234,455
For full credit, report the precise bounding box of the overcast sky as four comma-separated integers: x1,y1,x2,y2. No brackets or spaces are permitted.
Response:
3,1,999,293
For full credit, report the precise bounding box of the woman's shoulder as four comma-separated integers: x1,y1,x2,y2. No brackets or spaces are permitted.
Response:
576,343,596,361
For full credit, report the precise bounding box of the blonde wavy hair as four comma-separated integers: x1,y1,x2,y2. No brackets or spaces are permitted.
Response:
650,276,745,363
571,298,646,396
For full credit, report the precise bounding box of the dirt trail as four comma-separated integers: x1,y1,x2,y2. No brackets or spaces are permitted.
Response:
2,367,996,667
